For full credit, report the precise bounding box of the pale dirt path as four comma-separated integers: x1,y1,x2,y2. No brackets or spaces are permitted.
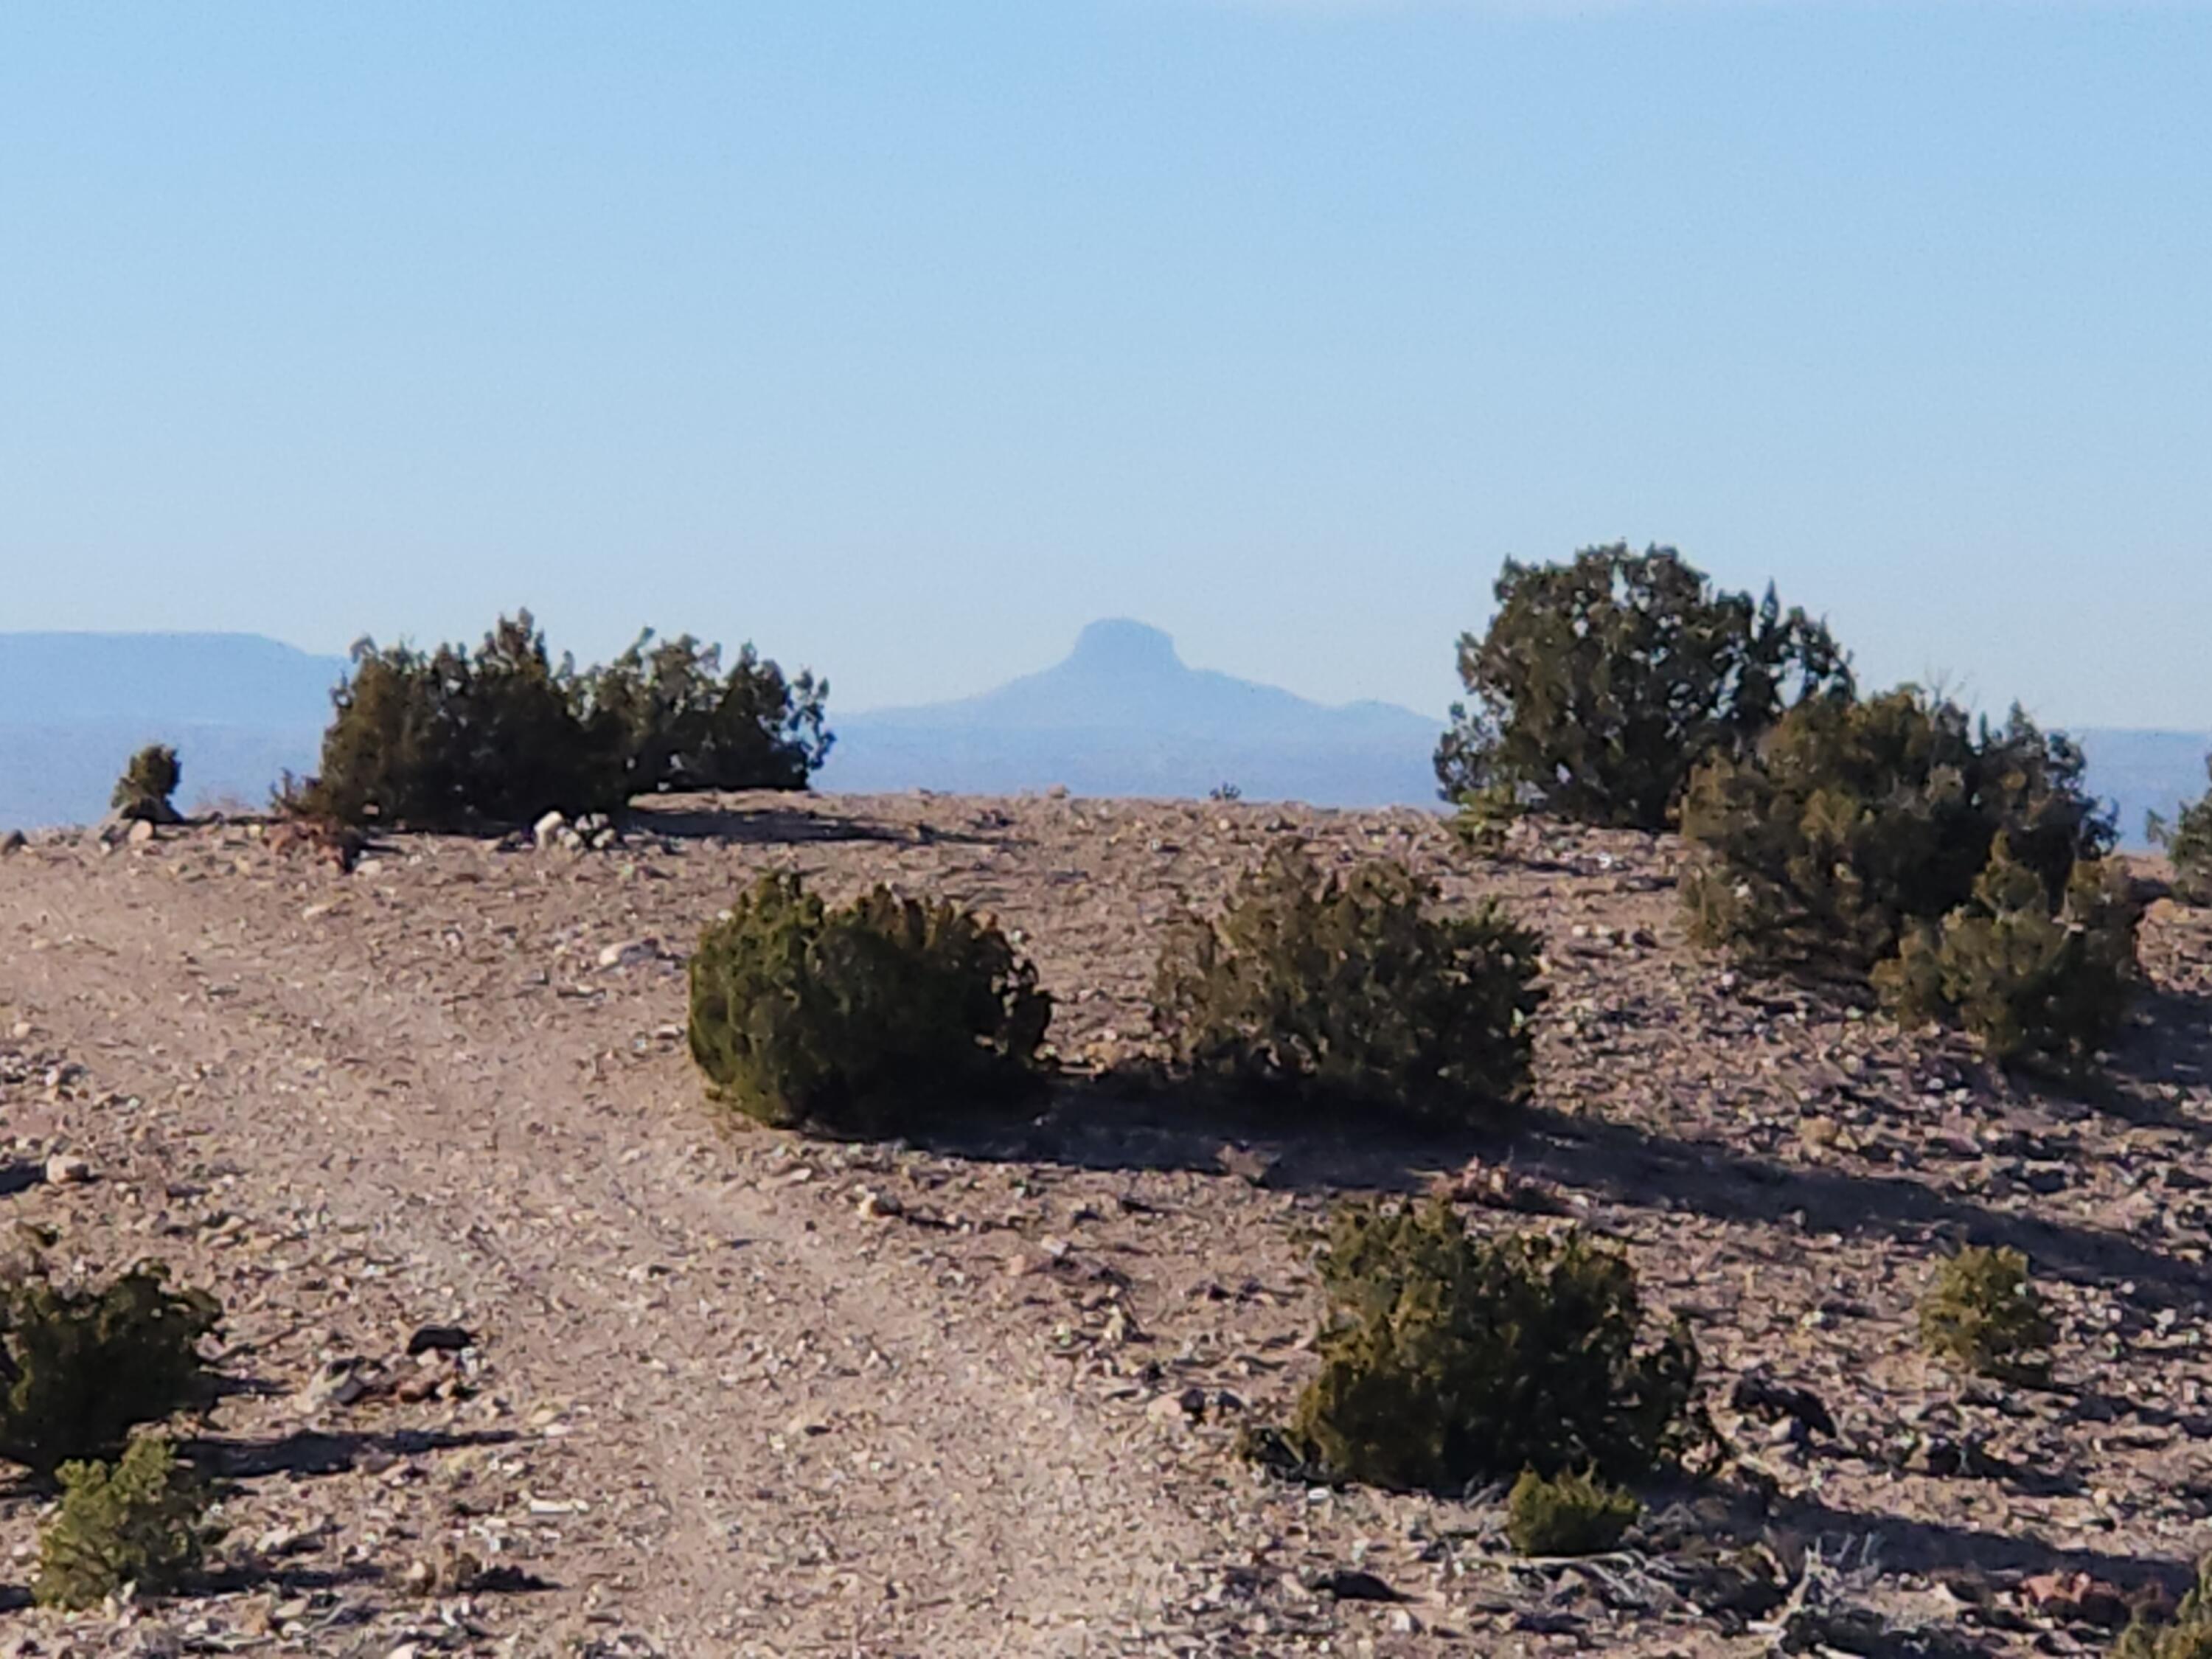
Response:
0,838,1214,1657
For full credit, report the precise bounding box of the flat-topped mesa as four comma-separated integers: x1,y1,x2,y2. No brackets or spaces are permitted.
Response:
1064,619,1186,679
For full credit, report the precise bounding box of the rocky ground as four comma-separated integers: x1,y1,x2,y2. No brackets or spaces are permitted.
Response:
0,790,2210,1656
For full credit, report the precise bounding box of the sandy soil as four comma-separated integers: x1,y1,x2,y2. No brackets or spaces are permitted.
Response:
0,790,2209,1658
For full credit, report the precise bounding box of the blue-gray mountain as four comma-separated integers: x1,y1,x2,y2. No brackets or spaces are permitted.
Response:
818,619,1443,807
0,633,343,831
0,625,2203,839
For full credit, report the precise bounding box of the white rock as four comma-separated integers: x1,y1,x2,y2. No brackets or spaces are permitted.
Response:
43,1154,90,1186
532,810,569,850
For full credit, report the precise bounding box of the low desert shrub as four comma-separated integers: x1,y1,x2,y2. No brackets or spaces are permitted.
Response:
1917,1246,2054,1382
1435,544,1851,831
111,745,181,824
1680,689,2111,979
291,613,624,831
688,874,1051,1136
1447,780,1523,856
33,1436,214,1610
1281,1200,1702,1492
1505,1467,1641,1557
288,613,829,832
0,1265,220,1476
584,630,830,796
2151,759,2212,908
1877,835,2143,1071
1150,846,1543,1127
2118,1556,2212,1659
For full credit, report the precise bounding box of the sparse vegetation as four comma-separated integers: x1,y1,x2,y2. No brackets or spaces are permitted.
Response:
288,613,829,831
1150,846,1543,1127
2151,760,2212,907
1505,1467,1641,1557
0,1264,220,1477
2118,1555,2212,1659
1447,779,1523,856
1918,1245,2055,1382
1680,688,2112,980
1877,834,2143,1071
290,613,622,831
1279,1200,1702,1492
1436,544,1851,831
688,873,1051,1136
111,744,181,824
33,1436,214,1610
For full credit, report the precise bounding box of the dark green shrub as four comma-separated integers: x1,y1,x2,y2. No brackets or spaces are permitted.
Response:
1447,781,1523,856
1680,689,2111,978
2118,1557,2212,1659
34,1436,213,1609
1283,1200,1702,1492
292,613,625,831
584,630,830,796
688,874,1051,1136
1877,835,2142,1071
1436,544,1851,831
1917,1246,2054,1382
2150,760,2212,907
1150,846,1543,1127
0,1265,220,1476
1505,1467,1640,1557
111,745,181,824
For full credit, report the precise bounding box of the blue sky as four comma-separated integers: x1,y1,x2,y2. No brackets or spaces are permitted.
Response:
2,2,2207,723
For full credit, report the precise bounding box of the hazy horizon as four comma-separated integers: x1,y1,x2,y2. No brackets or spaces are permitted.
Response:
4,621,2208,841
4,4,2208,730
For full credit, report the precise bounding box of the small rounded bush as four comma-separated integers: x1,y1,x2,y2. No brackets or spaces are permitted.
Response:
1918,1245,2054,1382
688,874,1051,1137
1506,1467,1640,1557
1150,846,1543,1127
1680,688,2111,980
2151,755,2212,908
111,745,182,824
35,1436,212,1610
1877,835,2142,1072
1281,1200,1703,1493
0,1264,220,1477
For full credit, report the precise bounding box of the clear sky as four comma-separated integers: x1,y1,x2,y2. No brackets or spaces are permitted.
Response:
2,2,2207,725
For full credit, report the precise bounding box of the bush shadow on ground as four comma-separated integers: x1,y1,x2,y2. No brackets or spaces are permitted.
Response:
180,1426,519,1480
1517,1106,2211,1307
2090,981,2212,1130
1765,1491,2189,1594
633,798,1001,849
883,1074,2208,1307
886,1070,1511,1196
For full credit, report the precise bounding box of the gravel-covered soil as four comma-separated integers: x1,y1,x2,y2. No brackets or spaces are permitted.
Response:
1,790,2209,1657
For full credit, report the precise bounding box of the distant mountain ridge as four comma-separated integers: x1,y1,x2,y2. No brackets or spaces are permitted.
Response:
0,632,344,830
818,619,1446,807
0,626,2205,836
